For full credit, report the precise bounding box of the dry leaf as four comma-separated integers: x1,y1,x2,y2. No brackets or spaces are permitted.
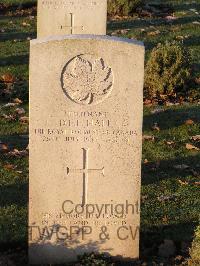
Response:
15,108,25,115
185,119,195,125
186,143,199,151
147,30,160,36
144,99,152,106
151,108,164,114
165,15,177,21
144,159,149,164
190,135,200,141
2,114,15,121
0,143,9,152
178,180,189,185
143,135,155,141
7,149,28,157
3,103,18,107
166,141,175,145
19,116,29,123
174,164,189,170
4,164,15,170
13,98,23,104
162,216,168,223
152,123,160,131
1,73,15,83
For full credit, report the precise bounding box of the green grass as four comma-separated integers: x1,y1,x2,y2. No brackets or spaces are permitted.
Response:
0,0,200,264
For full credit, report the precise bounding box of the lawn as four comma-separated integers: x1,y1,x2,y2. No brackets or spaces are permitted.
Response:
0,0,200,265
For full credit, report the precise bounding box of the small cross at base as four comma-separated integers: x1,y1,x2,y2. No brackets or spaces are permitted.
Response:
66,148,105,206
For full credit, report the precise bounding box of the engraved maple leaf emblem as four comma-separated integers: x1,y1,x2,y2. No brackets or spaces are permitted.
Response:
62,55,113,105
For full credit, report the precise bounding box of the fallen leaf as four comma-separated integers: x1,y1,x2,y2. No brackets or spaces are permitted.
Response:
190,135,200,141
178,179,189,185
147,30,160,36
152,123,160,131
194,181,200,186
185,119,195,125
162,216,168,223
143,135,155,141
192,21,200,25
151,108,164,114
158,194,176,202
19,116,29,123
7,149,28,157
186,143,199,151
165,141,175,145
1,73,15,83
3,103,18,107
15,108,25,115
4,164,15,170
144,99,152,106
16,170,23,174
1,114,15,121
174,164,189,170
165,15,177,21
0,143,9,152
13,98,23,104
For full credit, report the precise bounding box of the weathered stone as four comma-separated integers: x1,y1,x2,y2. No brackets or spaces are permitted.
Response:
29,35,144,264
37,0,107,38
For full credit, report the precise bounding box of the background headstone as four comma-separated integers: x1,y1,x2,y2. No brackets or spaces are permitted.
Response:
37,0,107,38
29,35,144,264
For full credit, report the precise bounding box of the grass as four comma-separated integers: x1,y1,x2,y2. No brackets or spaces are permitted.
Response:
0,0,200,264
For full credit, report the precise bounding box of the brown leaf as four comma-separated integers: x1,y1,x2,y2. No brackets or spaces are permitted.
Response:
190,135,200,142
147,30,160,36
4,164,15,170
186,143,199,151
144,99,152,106
13,98,23,104
178,180,189,185
166,141,175,145
7,149,28,157
19,116,29,123
15,108,25,115
162,216,168,223
143,135,155,141
185,119,195,125
1,73,15,83
0,143,9,152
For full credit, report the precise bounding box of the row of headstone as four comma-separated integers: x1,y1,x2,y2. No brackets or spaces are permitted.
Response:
29,0,144,264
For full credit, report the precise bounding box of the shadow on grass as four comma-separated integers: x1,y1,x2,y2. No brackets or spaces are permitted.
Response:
143,105,200,131
140,221,197,257
0,54,29,67
0,31,35,42
171,2,200,12
108,15,197,32
0,182,28,208
142,154,200,185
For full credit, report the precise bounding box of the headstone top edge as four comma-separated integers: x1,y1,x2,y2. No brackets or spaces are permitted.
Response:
31,34,144,47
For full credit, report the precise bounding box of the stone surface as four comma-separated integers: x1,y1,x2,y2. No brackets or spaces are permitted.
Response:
29,35,144,264
37,0,107,38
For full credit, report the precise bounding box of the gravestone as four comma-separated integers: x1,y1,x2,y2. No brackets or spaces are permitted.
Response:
29,35,144,264
37,0,107,38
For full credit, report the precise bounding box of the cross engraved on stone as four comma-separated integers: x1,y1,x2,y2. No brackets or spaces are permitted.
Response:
61,13,84,34
67,148,104,206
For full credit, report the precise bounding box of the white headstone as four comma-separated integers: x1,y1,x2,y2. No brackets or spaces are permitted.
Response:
37,0,107,38
29,35,144,264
